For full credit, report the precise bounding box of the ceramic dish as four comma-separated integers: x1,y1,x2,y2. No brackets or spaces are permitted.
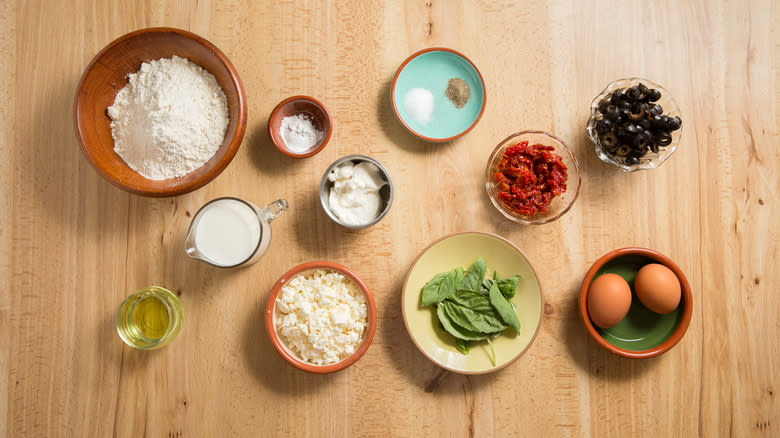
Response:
485,130,581,225
268,95,332,158
391,48,486,142
586,77,682,172
401,232,543,374
73,27,247,197
578,247,693,358
319,155,394,229
265,261,377,373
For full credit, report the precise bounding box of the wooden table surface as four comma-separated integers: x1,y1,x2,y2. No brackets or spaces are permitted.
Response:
1,1,778,436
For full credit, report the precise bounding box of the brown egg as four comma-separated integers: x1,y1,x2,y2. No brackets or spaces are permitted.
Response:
587,273,632,328
635,263,681,314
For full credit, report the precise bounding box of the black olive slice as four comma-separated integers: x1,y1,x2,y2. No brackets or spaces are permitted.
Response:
633,133,649,149
610,90,625,104
651,115,666,128
595,119,613,133
667,116,682,131
600,132,618,147
626,86,642,101
647,89,662,102
655,131,672,146
628,107,645,121
604,105,620,120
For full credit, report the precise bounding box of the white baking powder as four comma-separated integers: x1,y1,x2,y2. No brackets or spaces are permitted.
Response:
107,55,229,180
279,113,324,153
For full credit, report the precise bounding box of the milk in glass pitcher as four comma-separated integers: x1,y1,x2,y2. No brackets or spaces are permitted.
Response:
185,197,288,268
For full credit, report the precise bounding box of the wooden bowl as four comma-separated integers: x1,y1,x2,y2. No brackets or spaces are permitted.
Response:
264,261,377,373
578,247,693,358
73,27,247,197
268,95,332,158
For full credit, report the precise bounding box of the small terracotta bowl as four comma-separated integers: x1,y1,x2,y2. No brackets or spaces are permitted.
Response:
268,96,332,158
578,247,693,359
73,27,247,197
265,261,377,373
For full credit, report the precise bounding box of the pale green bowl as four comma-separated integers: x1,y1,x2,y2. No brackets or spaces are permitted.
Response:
391,48,486,142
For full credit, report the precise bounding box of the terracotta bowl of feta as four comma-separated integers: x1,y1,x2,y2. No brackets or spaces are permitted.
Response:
73,27,247,197
264,261,377,373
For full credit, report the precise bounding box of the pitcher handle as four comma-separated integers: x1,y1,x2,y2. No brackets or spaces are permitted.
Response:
259,199,288,223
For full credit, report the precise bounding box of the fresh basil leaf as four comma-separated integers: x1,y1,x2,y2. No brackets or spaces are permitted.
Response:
480,279,494,295
436,305,487,341
498,275,521,299
441,300,508,334
489,283,521,333
453,267,465,289
446,289,494,314
421,268,461,306
493,270,500,281
455,338,470,354
460,258,486,292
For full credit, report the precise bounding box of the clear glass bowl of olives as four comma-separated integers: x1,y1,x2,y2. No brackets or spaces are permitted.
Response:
587,78,682,172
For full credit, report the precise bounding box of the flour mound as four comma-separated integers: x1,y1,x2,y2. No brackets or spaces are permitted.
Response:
107,55,229,180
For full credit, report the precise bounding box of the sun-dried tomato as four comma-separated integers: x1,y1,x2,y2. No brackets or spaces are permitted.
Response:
494,141,568,216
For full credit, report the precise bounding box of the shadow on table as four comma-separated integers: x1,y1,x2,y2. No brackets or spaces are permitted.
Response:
242,296,329,395
562,287,655,380
378,275,495,394
246,116,303,178
290,186,361,255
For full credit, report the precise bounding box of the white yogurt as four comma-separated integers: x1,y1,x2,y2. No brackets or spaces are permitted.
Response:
327,161,387,226
193,199,265,267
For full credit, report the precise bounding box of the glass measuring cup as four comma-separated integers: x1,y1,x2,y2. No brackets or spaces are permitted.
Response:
184,197,288,268
116,286,183,350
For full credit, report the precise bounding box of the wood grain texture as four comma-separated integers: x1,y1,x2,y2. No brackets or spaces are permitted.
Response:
2,0,778,436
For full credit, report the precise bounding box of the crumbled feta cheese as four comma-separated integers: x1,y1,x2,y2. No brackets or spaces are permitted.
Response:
274,269,368,365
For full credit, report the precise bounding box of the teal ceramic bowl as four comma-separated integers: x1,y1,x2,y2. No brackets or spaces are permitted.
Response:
391,48,486,142
578,247,693,358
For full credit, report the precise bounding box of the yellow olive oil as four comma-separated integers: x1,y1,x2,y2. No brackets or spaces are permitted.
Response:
116,286,183,350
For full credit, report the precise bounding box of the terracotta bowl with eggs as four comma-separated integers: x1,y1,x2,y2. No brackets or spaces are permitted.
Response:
578,247,693,359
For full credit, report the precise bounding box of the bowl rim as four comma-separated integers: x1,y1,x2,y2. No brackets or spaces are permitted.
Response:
400,231,545,374
318,154,394,229
485,130,581,225
585,77,682,172
264,261,377,373
73,27,248,197
390,47,487,143
578,247,693,358
267,95,333,158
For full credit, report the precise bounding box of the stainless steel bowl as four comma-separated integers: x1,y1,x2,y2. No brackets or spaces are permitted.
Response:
319,155,394,229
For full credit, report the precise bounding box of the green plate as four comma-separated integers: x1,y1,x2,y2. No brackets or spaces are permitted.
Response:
392,48,486,142
401,232,542,374
594,255,682,351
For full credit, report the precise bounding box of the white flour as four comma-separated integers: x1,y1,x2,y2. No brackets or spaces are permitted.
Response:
107,55,229,180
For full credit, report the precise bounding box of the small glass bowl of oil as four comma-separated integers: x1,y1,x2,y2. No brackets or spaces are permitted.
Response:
116,286,183,350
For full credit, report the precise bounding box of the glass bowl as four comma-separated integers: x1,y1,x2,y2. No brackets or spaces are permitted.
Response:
485,130,581,225
586,78,682,172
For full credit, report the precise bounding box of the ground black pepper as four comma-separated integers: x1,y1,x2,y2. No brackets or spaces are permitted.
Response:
445,78,470,108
